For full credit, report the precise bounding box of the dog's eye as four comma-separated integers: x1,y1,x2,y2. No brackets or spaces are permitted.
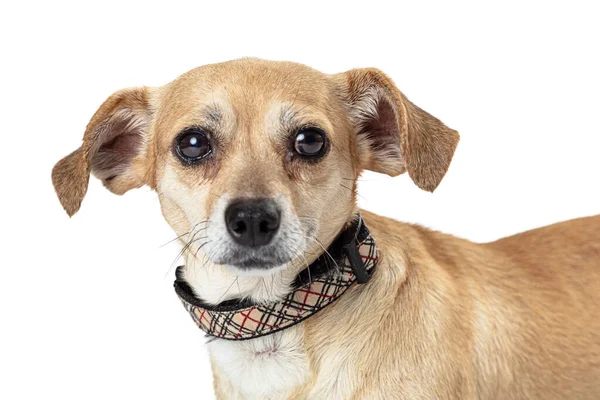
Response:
294,129,325,157
176,129,212,162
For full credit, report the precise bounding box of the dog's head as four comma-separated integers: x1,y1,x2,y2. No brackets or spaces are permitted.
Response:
53,59,458,280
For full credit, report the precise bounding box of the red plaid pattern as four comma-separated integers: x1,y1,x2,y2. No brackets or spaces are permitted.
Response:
177,234,379,340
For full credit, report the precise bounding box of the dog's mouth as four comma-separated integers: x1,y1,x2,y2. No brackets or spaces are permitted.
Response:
211,245,296,271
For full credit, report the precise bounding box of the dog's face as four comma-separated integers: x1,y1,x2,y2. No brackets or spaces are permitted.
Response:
53,58,458,278
154,62,359,273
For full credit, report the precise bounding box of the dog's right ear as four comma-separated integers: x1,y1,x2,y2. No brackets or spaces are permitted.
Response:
52,87,154,216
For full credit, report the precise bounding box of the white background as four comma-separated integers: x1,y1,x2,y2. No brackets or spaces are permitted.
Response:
1,1,599,399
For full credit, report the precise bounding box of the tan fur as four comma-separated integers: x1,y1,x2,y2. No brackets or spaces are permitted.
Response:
53,58,600,399
296,211,600,399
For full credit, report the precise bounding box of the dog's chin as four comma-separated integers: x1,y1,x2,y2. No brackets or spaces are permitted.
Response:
207,234,308,276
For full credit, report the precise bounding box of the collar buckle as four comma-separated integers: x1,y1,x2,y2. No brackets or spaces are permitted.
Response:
342,236,372,284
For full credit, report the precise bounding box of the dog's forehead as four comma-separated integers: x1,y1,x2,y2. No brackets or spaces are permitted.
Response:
175,58,330,96
154,59,336,141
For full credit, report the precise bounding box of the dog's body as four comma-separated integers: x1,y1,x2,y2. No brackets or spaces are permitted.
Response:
52,58,600,399
208,211,600,399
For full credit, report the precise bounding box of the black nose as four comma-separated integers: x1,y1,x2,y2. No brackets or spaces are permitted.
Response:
225,199,281,247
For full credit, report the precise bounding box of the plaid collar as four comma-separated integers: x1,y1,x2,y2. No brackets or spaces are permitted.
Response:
174,214,379,341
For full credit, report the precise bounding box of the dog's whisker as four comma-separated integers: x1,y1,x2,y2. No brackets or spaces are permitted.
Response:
160,230,190,248
295,247,312,285
284,234,317,286
236,277,242,298
299,233,340,272
341,176,372,182
164,232,208,278
194,240,212,258
338,182,368,201
260,276,268,293
201,250,210,270
215,277,240,305
296,247,312,277
160,220,210,248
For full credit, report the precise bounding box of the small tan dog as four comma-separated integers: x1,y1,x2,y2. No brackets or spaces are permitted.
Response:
53,58,600,399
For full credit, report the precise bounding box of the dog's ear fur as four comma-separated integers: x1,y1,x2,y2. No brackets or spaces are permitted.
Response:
335,68,459,192
52,87,154,216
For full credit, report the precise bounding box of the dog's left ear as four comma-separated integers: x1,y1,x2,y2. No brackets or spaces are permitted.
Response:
52,87,154,216
334,68,459,192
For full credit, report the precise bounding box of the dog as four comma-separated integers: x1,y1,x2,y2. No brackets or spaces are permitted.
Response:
52,58,600,399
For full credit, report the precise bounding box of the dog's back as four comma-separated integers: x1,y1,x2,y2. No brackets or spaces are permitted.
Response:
470,216,600,398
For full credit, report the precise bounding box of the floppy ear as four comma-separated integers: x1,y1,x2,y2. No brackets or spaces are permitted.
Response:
52,87,154,216
335,68,459,192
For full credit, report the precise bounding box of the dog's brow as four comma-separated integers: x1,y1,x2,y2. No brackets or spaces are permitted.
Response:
279,104,310,128
203,105,222,124
280,106,295,127
278,104,328,135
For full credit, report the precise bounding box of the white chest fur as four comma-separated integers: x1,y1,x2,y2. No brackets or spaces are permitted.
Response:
208,326,309,399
